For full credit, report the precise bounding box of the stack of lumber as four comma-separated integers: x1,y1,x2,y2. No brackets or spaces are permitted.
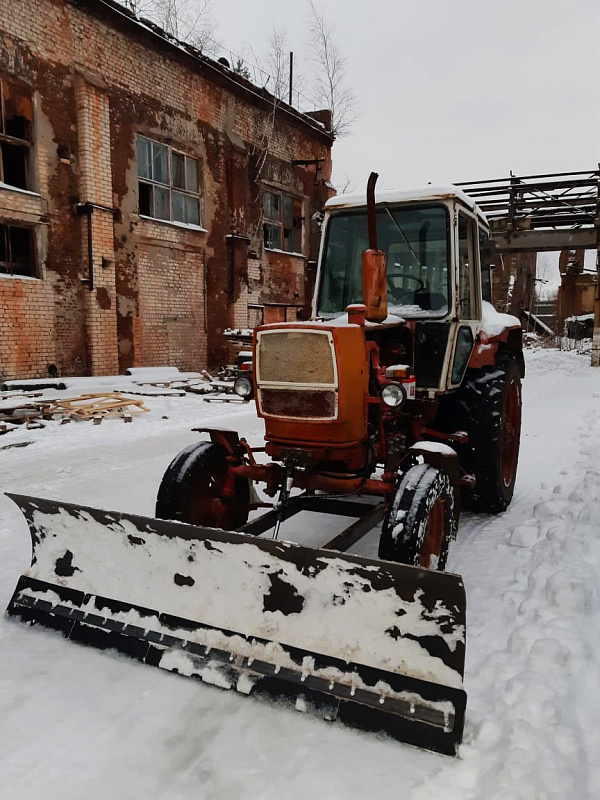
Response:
0,392,149,433
53,393,150,422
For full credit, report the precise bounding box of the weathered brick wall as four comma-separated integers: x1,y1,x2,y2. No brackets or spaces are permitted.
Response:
137,218,207,370
75,78,119,375
0,277,55,380
0,0,333,378
0,109,57,380
1,1,85,379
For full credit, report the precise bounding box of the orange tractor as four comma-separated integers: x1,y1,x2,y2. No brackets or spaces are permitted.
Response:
6,175,523,756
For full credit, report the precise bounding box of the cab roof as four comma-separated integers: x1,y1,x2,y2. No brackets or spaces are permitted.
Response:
325,185,488,227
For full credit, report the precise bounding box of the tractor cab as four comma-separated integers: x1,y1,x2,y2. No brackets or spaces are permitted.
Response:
315,187,492,393
249,183,505,472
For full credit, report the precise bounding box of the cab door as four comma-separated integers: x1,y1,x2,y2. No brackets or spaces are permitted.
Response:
447,210,482,387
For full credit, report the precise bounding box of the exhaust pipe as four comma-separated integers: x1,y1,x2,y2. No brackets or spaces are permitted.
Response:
361,172,388,323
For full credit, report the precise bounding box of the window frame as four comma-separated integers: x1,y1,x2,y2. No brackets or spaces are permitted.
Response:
316,204,451,320
0,222,38,278
457,211,482,321
0,79,33,191
263,189,303,254
478,226,493,303
137,135,202,228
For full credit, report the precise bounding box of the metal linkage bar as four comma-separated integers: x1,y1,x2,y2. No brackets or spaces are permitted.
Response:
322,503,385,552
238,493,385,551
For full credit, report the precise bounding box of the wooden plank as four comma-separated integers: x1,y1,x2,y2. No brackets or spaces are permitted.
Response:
54,393,150,420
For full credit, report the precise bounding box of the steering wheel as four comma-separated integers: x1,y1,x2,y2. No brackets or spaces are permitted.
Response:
386,272,425,293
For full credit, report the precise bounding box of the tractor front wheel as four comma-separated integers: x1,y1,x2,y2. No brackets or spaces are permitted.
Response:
156,441,250,530
378,464,457,570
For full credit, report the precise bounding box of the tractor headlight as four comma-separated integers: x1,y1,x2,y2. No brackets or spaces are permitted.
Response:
234,375,254,399
381,382,405,408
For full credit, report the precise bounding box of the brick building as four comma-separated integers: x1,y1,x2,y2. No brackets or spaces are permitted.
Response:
0,0,334,380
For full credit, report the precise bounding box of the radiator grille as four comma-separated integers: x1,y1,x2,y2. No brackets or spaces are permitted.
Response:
257,330,335,385
259,388,337,419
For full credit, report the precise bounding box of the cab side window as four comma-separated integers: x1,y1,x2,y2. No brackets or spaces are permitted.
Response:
479,227,493,303
457,213,481,320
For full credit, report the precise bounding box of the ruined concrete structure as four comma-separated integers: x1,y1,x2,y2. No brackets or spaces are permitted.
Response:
556,249,595,331
0,0,334,380
488,251,537,318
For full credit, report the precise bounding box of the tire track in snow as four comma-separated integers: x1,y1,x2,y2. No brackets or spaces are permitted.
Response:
414,351,600,798
2,349,600,799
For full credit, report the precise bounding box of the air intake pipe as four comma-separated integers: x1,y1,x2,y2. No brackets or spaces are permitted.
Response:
361,172,388,323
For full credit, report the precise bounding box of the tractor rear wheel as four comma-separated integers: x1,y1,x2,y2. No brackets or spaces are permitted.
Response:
156,441,250,530
454,359,522,513
378,464,457,570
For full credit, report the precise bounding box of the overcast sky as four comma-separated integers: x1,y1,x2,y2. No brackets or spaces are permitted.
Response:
209,0,599,194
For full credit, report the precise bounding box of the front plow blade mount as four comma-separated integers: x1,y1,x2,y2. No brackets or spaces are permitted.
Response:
6,493,467,755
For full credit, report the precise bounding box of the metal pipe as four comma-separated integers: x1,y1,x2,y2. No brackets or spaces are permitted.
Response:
203,248,208,332
366,172,378,250
231,462,393,497
85,207,94,291
76,202,115,292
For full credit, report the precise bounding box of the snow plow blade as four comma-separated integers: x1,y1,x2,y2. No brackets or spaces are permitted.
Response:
6,493,467,755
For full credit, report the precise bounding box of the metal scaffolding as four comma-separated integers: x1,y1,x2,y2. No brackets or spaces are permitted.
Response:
455,168,600,365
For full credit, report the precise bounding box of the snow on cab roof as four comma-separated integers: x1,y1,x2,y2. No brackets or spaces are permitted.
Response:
325,185,487,223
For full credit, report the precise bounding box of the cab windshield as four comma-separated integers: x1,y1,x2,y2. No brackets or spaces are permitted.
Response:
317,204,450,319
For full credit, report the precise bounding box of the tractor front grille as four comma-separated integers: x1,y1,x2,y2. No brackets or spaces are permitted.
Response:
257,330,336,385
256,329,338,420
259,388,337,419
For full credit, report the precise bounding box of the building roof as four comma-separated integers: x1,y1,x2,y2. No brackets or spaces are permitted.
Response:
69,0,334,144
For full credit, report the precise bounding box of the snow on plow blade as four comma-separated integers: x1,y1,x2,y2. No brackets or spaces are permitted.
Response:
6,493,467,755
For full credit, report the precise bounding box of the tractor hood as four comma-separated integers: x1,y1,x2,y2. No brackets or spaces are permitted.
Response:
253,322,370,458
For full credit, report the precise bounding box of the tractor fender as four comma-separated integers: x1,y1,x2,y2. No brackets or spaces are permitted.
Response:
191,427,241,454
467,326,525,377
470,302,525,376
409,443,461,526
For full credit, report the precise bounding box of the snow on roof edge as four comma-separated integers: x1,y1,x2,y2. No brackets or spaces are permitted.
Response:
325,185,487,223
82,0,334,141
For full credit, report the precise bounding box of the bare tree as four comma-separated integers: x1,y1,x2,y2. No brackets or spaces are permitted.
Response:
307,1,357,137
335,172,358,195
120,0,217,55
232,58,252,81
264,28,289,101
244,28,297,256
122,0,154,15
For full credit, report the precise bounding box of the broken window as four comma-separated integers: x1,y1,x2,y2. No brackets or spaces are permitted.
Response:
0,80,33,191
0,223,36,277
137,135,201,226
263,190,302,253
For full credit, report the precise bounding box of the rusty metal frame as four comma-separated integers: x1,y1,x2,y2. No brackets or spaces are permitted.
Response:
291,158,324,185
456,168,600,253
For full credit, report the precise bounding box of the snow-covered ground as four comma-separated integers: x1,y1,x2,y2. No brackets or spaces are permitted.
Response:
1,347,599,799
